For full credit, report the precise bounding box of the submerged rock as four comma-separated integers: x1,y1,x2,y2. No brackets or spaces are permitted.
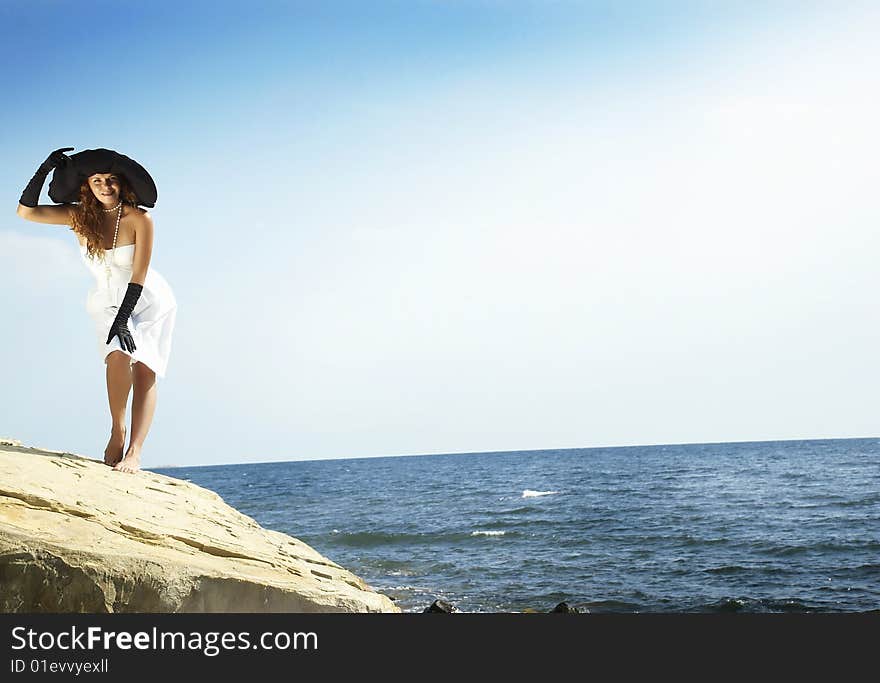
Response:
0,441,399,613
550,601,580,613
424,599,458,613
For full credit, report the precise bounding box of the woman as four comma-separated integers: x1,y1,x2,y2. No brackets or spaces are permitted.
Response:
16,147,177,473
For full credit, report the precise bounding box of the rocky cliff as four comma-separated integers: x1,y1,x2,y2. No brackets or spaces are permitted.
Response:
0,439,399,613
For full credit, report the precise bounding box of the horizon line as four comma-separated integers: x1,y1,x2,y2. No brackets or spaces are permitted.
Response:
145,434,880,469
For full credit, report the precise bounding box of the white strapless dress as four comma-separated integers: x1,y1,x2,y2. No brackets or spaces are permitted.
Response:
79,242,177,378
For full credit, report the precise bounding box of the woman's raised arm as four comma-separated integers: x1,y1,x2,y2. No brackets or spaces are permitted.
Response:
16,203,73,225
17,147,75,223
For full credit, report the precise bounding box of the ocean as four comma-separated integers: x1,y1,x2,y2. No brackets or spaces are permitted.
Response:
149,438,879,613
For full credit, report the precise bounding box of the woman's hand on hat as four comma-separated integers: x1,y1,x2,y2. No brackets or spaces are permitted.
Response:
20,147,75,207
40,147,74,172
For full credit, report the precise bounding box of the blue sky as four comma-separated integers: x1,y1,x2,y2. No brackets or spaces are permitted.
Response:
2,1,878,466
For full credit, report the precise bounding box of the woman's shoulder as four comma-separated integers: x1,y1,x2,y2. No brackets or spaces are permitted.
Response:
126,206,153,230
130,207,154,245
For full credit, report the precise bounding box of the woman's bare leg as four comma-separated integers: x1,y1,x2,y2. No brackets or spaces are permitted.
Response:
115,361,156,473
104,351,132,466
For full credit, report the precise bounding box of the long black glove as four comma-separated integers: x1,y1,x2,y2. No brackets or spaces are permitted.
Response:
106,283,144,353
19,147,74,207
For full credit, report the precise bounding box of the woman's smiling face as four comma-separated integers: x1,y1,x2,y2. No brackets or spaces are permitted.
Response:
88,173,120,205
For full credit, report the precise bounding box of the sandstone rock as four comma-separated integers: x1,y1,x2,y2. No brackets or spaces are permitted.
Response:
0,442,400,613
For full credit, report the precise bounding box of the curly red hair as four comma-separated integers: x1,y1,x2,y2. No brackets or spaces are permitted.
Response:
68,173,141,260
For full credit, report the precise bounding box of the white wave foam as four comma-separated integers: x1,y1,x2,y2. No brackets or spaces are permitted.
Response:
471,530,506,537
522,489,559,498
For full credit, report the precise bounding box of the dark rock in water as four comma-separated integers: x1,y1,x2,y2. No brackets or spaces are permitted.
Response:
424,599,457,613
550,601,580,613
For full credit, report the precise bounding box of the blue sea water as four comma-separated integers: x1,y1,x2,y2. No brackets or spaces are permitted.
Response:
149,438,880,613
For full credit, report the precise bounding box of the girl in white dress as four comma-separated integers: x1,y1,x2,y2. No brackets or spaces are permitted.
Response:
16,147,177,473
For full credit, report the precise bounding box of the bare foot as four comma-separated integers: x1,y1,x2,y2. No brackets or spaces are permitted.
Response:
104,425,126,467
113,444,141,473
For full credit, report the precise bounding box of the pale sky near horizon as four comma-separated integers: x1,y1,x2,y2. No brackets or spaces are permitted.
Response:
1,1,878,466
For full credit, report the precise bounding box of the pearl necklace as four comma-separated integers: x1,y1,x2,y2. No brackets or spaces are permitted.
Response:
102,200,122,213
100,203,123,291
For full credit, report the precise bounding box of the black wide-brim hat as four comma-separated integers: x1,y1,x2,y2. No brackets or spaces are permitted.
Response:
48,148,157,207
